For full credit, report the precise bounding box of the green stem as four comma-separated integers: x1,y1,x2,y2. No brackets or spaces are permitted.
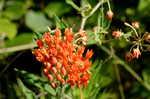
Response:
99,45,150,91
80,18,87,30
79,86,83,99
66,0,81,11
114,65,125,99
124,22,139,38
0,43,36,54
80,0,107,30
107,0,111,11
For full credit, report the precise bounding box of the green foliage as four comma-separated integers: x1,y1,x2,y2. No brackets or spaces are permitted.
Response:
54,15,67,29
44,1,72,17
17,78,35,99
5,33,33,47
15,69,57,98
2,2,27,20
138,0,150,16
0,18,18,39
25,10,51,32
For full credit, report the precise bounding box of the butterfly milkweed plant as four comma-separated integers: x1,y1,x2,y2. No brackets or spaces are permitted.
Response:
0,0,150,99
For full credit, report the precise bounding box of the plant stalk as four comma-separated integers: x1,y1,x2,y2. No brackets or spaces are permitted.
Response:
99,45,150,91
0,43,36,54
114,65,125,99
80,0,107,30
79,86,83,99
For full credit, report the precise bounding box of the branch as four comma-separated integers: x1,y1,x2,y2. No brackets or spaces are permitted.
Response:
99,45,150,91
0,43,36,54
80,0,107,30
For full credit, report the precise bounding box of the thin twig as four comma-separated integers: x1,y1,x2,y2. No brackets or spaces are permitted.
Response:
124,22,139,38
0,51,25,78
99,45,150,91
114,65,125,99
0,43,36,54
80,0,107,30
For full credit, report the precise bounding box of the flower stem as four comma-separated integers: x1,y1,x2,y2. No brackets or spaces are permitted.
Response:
114,65,125,99
80,18,87,30
124,22,139,38
79,86,83,99
66,0,81,11
0,43,36,54
99,45,150,91
107,0,111,11
80,0,107,30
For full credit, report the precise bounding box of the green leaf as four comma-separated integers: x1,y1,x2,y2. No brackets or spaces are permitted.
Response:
2,2,27,20
54,15,67,29
0,18,18,39
15,69,46,84
17,78,35,99
86,32,97,45
44,84,56,96
5,33,33,47
44,1,72,17
25,10,51,32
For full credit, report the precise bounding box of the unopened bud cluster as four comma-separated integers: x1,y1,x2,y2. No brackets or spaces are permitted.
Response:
32,29,93,88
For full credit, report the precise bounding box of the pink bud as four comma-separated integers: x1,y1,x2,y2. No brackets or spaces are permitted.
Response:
47,74,54,81
56,74,62,81
51,67,57,75
132,48,141,59
36,40,43,48
106,11,114,20
51,83,57,88
112,30,123,37
43,69,49,75
61,67,67,75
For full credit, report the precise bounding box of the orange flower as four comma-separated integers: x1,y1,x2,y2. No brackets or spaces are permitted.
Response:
32,28,93,88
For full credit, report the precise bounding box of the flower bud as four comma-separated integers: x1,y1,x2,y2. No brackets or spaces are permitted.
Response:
46,63,52,70
61,67,67,75
50,56,57,64
106,11,114,20
132,48,141,59
51,83,57,88
43,32,51,44
56,62,61,69
43,69,49,75
51,67,57,75
132,21,140,29
36,40,43,48
112,30,123,38
125,52,133,62
61,79,65,85
47,74,54,81
56,74,62,81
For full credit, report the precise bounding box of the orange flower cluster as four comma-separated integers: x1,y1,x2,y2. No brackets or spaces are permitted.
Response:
32,29,93,88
